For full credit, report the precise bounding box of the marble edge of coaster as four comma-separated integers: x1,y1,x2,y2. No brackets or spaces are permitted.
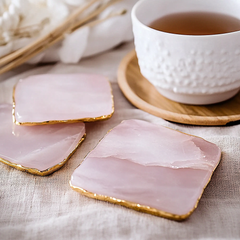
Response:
12,80,114,126
0,134,86,176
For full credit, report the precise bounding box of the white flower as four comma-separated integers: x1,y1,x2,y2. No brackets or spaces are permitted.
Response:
0,0,23,34
0,0,69,46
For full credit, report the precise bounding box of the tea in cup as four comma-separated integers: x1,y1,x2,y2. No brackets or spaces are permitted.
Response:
131,0,240,105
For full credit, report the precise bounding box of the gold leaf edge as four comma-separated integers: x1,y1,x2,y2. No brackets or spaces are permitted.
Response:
69,153,221,221
0,134,86,176
12,79,114,126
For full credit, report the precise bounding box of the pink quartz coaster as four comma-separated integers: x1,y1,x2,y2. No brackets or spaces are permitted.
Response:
70,119,221,220
0,104,86,176
13,74,114,125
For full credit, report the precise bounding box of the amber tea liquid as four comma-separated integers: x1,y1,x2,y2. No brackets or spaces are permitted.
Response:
149,12,240,35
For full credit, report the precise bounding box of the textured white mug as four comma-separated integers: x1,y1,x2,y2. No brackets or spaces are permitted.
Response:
132,0,240,105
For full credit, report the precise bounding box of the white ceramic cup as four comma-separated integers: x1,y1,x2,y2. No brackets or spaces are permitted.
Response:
132,0,240,105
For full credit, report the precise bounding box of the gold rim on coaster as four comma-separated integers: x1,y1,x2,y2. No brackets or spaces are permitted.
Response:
12,81,114,126
0,134,86,176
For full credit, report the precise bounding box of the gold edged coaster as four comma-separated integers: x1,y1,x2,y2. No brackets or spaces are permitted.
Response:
12,75,114,126
70,119,221,221
118,50,240,126
0,134,86,176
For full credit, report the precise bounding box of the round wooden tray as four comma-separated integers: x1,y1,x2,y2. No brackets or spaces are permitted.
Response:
117,50,240,126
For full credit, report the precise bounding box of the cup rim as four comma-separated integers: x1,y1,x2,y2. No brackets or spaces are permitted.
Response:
131,0,240,38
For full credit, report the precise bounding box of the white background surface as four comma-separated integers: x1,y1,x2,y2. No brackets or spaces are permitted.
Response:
0,42,240,239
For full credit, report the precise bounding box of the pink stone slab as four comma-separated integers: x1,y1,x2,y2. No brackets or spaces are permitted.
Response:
70,119,221,220
0,104,86,175
13,74,114,125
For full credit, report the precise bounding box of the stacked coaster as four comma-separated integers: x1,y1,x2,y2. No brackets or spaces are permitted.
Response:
0,74,114,175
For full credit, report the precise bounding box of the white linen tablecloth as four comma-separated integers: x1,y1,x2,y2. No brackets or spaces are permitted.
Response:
0,42,240,240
